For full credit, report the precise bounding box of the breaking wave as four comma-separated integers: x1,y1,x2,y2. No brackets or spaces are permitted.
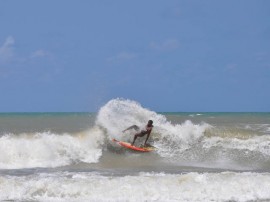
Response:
0,128,104,169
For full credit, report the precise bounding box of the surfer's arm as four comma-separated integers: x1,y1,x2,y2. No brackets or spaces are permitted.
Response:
122,125,139,132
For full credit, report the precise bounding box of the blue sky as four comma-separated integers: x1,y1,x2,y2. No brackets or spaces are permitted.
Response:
0,1,270,112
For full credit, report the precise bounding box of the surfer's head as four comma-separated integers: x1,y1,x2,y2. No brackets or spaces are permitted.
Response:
148,120,153,126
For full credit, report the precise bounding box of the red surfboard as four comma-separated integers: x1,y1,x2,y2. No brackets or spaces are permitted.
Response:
112,138,155,152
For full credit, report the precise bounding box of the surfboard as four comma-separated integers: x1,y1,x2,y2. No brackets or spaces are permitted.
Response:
112,138,155,152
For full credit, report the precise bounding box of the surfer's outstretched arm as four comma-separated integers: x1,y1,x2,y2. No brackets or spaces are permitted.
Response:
122,125,139,132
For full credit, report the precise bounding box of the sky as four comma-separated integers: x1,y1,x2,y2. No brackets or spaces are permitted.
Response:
0,0,270,112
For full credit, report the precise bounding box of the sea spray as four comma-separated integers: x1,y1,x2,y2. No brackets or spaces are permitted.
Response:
96,98,162,139
96,98,210,157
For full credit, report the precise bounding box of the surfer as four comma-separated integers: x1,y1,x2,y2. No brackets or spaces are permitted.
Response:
123,120,153,146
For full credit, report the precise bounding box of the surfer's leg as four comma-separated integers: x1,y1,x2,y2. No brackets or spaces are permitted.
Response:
131,132,145,146
131,134,138,146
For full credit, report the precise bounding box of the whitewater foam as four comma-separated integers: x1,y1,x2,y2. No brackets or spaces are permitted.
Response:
0,127,104,169
202,135,270,156
0,171,269,201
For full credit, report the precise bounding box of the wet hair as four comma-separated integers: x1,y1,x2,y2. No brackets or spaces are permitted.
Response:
148,120,153,125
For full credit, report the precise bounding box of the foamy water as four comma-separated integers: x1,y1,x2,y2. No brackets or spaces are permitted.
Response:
0,128,104,169
0,98,270,201
0,172,269,201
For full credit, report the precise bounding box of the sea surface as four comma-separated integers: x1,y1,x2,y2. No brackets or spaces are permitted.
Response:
0,99,270,201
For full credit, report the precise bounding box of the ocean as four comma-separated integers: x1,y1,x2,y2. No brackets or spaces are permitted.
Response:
0,99,270,201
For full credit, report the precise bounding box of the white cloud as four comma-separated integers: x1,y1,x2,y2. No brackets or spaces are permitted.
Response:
107,51,137,63
150,39,179,51
0,36,15,63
